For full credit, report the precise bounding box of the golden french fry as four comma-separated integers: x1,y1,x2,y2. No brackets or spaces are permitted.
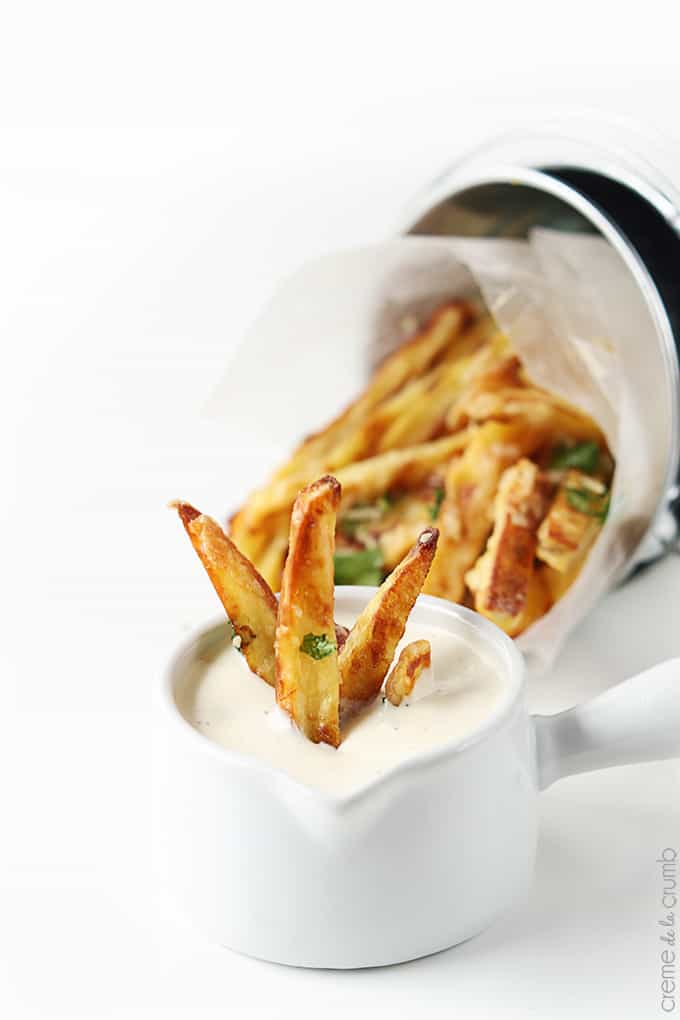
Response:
252,523,289,591
172,502,278,686
335,432,472,510
536,469,606,573
446,355,524,431
378,519,431,571
541,561,579,602
293,321,504,468
282,301,470,471
384,640,431,706
275,476,342,747
438,315,507,365
245,302,469,507
330,366,448,465
374,361,474,452
459,386,604,443
375,328,510,452
339,528,438,707
236,431,472,534
465,459,552,636
232,305,473,539
511,569,552,635
424,422,547,603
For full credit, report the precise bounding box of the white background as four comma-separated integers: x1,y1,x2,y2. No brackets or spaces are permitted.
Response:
2,2,680,1017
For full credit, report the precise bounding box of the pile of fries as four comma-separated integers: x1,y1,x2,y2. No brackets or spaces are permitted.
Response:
228,301,614,638
173,478,438,746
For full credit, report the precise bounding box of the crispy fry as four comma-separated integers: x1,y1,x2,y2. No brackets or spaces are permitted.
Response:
236,431,472,538
336,432,472,511
275,476,342,746
252,523,289,591
280,302,469,474
172,502,278,686
378,519,431,570
541,561,579,602
446,355,524,431
228,506,280,561
438,315,507,365
424,422,547,603
536,469,605,573
337,363,452,462
511,569,552,635
384,640,431,706
465,459,552,636
376,329,512,452
339,528,438,707
458,386,604,443
374,361,476,451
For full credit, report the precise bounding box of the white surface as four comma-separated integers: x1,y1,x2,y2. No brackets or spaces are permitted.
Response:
2,4,680,1016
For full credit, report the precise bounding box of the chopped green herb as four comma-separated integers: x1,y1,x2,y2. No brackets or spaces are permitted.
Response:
428,487,445,521
377,493,393,513
300,633,336,660
353,568,384,585
550,440,600,473
565,486,610,521
333,547,384,586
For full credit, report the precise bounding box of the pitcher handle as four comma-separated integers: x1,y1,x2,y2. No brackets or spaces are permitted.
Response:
534,658,680,790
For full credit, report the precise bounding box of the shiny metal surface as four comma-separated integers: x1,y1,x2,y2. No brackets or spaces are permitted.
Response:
401,135,680,574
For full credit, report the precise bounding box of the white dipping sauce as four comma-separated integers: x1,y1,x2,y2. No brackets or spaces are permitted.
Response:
176,618,506,796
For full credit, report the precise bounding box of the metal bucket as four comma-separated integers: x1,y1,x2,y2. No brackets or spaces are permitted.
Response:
401,127,680,572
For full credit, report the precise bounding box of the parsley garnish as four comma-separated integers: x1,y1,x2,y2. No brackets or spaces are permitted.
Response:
428,487,445,521
565,486,610,521
333,547,384,586
300,633,337,660
377,493,393,513
550,441,600,473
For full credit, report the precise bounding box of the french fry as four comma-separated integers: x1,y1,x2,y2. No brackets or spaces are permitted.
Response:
235,431,472,537
228,506,288,565
332,364,451,464
445,355,524,431
279,301,470,475
251,522,289,591
511,569,552,635
465,459,552,636
335,432,472,510
536,469,606,573
374,360,476,452
458,386,604,443
375,328,511,452
438,315,507,365
378,519,431,571
172,502,278,686
275,476,342,746
339,528,438,707
424,422,547,603
384,640,431,706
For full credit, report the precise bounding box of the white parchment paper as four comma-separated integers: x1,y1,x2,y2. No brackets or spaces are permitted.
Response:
208,234,659,672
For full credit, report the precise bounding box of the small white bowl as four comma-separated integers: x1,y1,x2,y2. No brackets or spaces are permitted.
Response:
153,588,680,968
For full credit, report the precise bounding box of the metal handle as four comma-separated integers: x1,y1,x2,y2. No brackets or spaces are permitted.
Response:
534,659,680,790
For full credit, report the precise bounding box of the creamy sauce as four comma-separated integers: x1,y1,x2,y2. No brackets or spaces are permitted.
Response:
176,619,506,796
